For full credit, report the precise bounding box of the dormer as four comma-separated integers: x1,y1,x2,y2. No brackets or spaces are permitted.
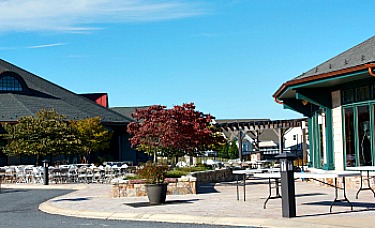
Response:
0,71,30,93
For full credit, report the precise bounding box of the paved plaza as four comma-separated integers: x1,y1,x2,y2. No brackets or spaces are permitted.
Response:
3,178,375,227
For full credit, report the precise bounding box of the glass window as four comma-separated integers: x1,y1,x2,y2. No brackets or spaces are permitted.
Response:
344,108,356,167
0,76,23,91
342,89,354,104
318,111,325,167
342,85,374,105
355,86,370,102
357,106,372,166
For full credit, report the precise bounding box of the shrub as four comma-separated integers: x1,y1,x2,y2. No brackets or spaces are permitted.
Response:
165,170,189,178
137,161,169,184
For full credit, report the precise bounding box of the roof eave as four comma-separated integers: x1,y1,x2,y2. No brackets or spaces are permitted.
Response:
273,63,375,103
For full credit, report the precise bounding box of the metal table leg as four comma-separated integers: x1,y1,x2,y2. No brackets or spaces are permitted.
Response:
243,174,246,201
263,177,282,209
330,177,353,212
236,174,239,201
236,174,246,201
355,170,375,199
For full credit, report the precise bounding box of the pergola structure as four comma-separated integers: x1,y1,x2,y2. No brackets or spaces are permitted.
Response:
216,118,308,162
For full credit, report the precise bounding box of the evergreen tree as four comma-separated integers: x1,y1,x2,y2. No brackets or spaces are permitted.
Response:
218,141,230,158
228,139,239,159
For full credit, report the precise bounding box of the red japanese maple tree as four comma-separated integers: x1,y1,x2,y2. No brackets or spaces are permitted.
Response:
168,103,216,156
127,103,221,163
127,105,169,163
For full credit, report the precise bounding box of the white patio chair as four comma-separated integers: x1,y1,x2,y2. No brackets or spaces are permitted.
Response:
68,166,78,183
93,167,104,183
59,168,69,183
86,167,94,183
49,168,61,184
4,166,16,183
32,167,44,184
77,167,87,183
25,166,34,183
104,166,116,183
15,166,27,183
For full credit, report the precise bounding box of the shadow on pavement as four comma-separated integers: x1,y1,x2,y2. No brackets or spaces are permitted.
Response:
302,200,375,208
53,197,91,202
124,199,200,208
297,208,375,218
196,183,219,194
0,188,30,194
296,192,327,197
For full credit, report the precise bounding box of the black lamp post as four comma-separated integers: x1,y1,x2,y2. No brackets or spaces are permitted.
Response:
42,159,49,185
275,152,297,218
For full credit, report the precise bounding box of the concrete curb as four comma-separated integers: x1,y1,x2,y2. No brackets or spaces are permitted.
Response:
38,200,342,227
1,183,87,190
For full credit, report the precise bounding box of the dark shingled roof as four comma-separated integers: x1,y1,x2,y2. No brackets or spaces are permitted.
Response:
0,59,132,123
111,106,150,121
296,35,375,80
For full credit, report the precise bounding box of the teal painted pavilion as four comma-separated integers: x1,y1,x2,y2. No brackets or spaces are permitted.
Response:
274,36,375,170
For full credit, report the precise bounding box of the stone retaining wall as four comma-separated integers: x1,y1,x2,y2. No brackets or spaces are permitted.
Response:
111,176,196,198
111,169,237,197
190,168,235,183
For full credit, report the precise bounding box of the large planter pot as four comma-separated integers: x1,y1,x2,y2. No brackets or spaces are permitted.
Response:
145,183,168,205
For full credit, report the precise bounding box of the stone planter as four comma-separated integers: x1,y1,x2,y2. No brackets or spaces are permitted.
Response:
111,176,196,198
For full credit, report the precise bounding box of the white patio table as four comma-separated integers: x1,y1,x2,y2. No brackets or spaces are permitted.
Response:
253,171,361,212
346,166,375,199
233,168,280,201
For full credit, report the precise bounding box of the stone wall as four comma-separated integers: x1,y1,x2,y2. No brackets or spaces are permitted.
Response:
190,168,235,183
111,169,237,197
111,176,196,198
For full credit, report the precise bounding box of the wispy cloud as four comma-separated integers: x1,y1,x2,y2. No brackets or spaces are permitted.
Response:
27,43,67,49
0,0,209,33
0,43,66,50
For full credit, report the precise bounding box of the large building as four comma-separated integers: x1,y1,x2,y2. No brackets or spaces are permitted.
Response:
0,59,137,165
274,36,375,170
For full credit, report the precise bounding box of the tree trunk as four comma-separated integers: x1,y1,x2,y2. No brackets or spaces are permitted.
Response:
36,154,40,166
189,156,193,166
153,148,157,163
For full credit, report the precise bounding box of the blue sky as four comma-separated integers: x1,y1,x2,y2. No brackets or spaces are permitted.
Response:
1,0,375,120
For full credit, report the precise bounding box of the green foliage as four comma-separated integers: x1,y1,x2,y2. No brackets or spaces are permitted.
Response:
217,141,230,158
70,116,112,155
1,109,78,157
179,165,210,172
1,109,112,164
165,170,189,178
137,161,169,184
228,139,239,159
124,175,141,180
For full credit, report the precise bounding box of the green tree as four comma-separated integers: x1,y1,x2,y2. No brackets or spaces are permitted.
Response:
228,139,239,159
1,109,78,164
71,116,112,163
218,140,230,158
